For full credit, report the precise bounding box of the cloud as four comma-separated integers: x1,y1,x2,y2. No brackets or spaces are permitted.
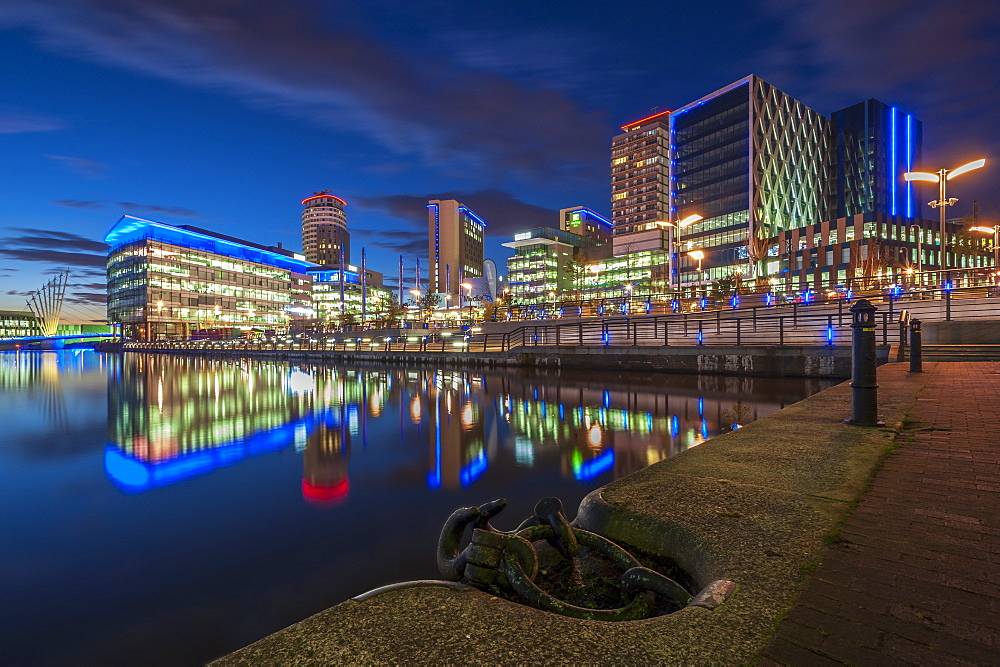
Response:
1,0,609,185
0,228,107,268
757,0,1000,165
358,229,428,256
67,290,107,306
0,111,66,133
357,189,556,238
45,154,110,179
52,199,200,218
4,228,108,253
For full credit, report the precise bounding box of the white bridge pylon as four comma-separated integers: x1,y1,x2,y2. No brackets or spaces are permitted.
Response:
26,269,70,337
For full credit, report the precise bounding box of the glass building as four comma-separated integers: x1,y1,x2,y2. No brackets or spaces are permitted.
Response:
309,266,392,328
504,228,603,304
831,100,921,219
105,216,316,340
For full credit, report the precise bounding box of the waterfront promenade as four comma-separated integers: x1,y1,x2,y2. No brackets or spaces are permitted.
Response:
218,360,999,663
762,361,1000,664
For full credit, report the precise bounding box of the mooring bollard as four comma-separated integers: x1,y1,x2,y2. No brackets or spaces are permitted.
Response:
909,318,923,373
847,298,882,426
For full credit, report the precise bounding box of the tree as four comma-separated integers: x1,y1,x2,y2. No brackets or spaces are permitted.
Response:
746,224,776,280
560,251,591,298
378,294,406,327
418,291,442,311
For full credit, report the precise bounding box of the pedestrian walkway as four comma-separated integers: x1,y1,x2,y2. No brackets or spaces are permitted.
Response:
761,362,1000,664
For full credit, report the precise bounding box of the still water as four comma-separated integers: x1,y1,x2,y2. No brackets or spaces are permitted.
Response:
0,350,835,665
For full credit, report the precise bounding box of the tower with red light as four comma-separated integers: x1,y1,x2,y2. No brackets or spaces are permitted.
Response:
301,191,350,267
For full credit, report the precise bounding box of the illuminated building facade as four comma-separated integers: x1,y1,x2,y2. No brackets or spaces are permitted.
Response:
428,199,486,297
503,228,602,303
105,216,315,340
0,311,40,338
601,75,935,288
301,191,350,267
559,206,613,245
309,266,392,326
610,110,671,243
832,99,921,220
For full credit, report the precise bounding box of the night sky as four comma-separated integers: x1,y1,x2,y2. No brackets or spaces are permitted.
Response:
1,0,997,321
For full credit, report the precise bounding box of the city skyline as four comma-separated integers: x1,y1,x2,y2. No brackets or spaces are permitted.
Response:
1,0,998,320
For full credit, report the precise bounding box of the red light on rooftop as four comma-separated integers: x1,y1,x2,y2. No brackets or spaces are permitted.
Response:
620,109,671,131
301,194,347,207
302,478,349,506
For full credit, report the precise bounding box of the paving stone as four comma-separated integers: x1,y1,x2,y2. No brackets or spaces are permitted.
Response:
764,362,1000,664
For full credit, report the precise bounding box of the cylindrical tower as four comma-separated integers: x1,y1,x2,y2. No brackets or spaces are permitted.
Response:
301,191,350,267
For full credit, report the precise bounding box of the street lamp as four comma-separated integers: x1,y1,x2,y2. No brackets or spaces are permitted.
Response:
687,250,705,281
460,282,473,325
905,158,986,273
655,213,703,289
970,225,1000,269
410,289,422,324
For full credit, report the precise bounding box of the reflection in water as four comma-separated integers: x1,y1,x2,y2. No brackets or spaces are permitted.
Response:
0,351,835,666
104,354,829,497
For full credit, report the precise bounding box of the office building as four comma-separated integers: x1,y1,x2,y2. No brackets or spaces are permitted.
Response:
309,265,392,327
0,311,40,338
301,191,350,267
610,110,671,242
427,199,486,296
831,100,921,219
559,206,613,245
503,228,603,303
105,215,315,340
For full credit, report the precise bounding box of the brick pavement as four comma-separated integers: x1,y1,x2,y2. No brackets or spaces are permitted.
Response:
761,362,1000,665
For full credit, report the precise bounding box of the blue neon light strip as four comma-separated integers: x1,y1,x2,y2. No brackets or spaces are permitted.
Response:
1,333,114,343
103,216,315,273
906,114,914,218
309,269,362,285
458,206,488,227
890,107,897,216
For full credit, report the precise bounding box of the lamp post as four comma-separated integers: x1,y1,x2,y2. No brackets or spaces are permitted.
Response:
970,225,1000,270
905,159,986,274
410,289,422,325
687,250,705,281
655,213,703,290
460,282,473,325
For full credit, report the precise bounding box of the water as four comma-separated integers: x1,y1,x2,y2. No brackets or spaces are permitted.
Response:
0,350,835,665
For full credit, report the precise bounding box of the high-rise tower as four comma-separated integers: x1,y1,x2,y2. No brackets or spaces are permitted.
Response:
301,191,350,267
610,110,671,245
427,199,486,296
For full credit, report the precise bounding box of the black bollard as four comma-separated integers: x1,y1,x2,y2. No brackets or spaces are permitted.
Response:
909,318,923,373
847,299,882,426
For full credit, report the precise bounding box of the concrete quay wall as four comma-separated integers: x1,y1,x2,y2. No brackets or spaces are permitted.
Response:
112,343,891,379
216,362,927,664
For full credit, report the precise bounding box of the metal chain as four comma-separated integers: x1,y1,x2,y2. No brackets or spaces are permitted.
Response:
437,497,692,621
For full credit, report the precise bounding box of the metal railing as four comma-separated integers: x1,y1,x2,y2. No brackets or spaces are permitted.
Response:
124,306,896,355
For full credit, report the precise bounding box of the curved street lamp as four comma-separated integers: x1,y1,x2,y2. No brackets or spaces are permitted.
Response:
905,159,986,272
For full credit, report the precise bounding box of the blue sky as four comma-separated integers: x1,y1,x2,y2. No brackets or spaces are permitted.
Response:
1,0,997,321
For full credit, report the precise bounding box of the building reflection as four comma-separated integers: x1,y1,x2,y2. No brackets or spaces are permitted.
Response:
103,355,824,496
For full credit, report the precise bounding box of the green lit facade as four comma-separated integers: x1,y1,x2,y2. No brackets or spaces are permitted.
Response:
309,268,393,326
503,228,602,303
